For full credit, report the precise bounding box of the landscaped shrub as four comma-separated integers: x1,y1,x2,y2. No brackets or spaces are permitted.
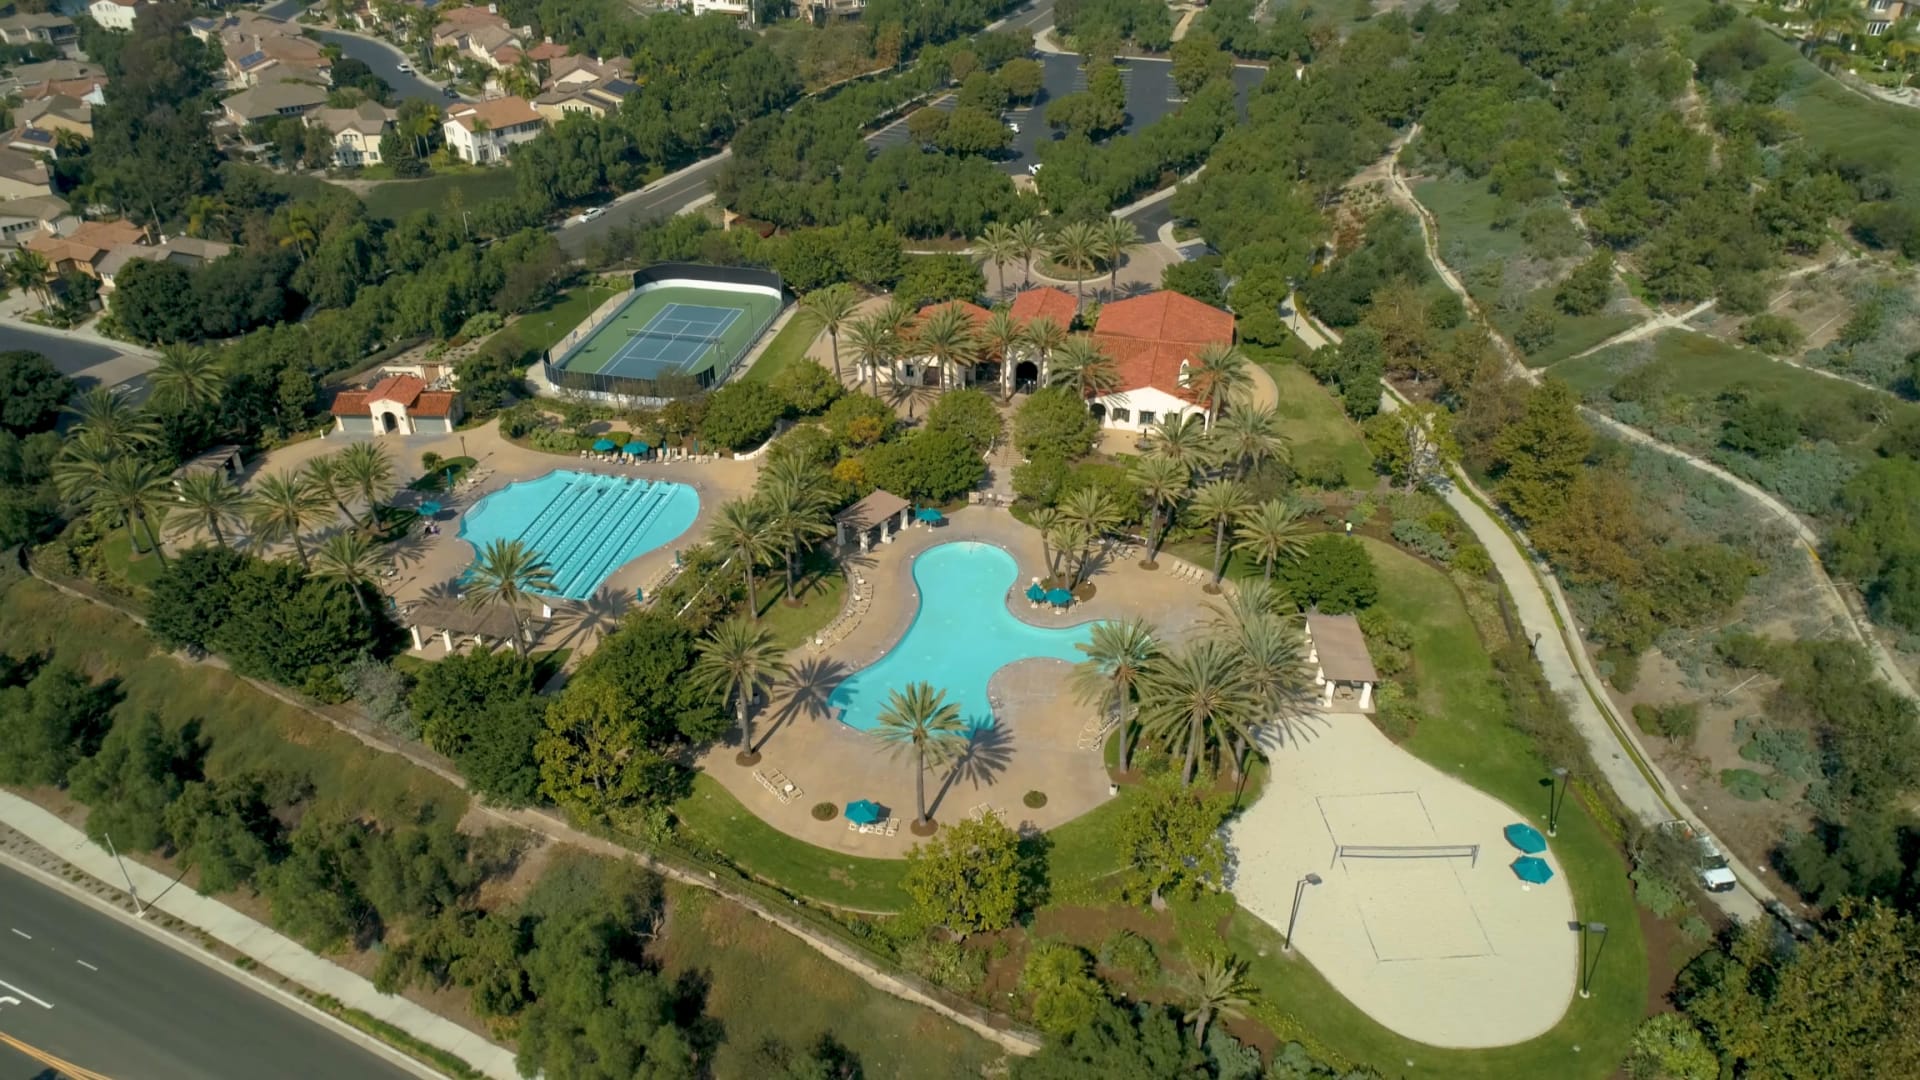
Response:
1737,720,1816,781
1096,930,1156,981
1355,607,1412,677
1372,682,1423,741
1390,518,1454,564
1632,701,1699,740
1720,767,1788,801
1018,942,1106,1036
1292,456,1348,491
1279,534,1378,612
701,381,786,451
1630,868,1689,917
1740,313,1805,355
528,427,582,453
1023,790,1048,809
897,935,986,992
811,801,837,821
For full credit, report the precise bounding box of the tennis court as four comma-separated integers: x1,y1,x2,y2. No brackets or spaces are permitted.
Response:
551,281,783,390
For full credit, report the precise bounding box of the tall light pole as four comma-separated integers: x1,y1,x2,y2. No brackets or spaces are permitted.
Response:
1548,766,1570,836
1576,921,1609,998
1284,872,1322,952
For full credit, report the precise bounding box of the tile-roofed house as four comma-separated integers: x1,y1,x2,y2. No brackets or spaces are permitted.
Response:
0,12,77,47
0,146,52,199
306,101,396,167
1081,290,1236,432
442,97,546,164
1,126,60,159
526,40,570,63
531,78,635,122
331,373,464,435
4,61,102,91
433,10,528,72
222,79,330,125
19,77,108,106
222,26,331,86
1009,286,1076,330
15,95,94,140
98,236,235,296
0,195,73,250
545,54,631,89
24,218,148,277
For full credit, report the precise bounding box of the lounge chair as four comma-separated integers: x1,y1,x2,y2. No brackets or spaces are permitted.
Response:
884,819,900,836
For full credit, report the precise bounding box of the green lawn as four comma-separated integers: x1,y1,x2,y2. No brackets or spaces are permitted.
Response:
99,526,167,593
513,285,618,355
671,774,908,911
1259,359,1376,489
409,456,477,492
362,170,521,221
741,313,818,385
651,882,1002,1077
754,551,847,650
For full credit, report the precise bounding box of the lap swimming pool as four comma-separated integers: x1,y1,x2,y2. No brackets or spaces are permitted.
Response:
828,542,1094,731
458,470,698,600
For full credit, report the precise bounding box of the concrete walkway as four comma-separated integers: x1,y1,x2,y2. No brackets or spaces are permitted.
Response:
0,790,519,1080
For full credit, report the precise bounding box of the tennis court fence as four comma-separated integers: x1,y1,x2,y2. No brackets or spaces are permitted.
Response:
1333,843,1481,867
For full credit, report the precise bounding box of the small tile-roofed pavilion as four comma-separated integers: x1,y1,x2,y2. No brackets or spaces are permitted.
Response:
834,489,911,552
1305,611,1379,711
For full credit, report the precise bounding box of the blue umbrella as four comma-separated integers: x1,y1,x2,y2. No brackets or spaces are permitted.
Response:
624,440,647,455
592,437,616,452
1511,855,1554,884
1504,822,1548,854
1025,583,1047,602
1046,588,1073,607
916,507,945,523
845,799,884,825
419,500,442,515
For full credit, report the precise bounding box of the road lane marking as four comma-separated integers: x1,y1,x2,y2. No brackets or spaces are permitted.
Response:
8,929,28,939
75,961,97,972
0,977,51,1008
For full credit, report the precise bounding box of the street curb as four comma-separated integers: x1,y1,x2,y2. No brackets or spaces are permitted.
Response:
0,845,447,1080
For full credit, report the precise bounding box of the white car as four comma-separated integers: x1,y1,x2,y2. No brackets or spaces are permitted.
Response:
396,63,413,74
582,205,607,221
1027,162,1044,175
1006,121,1020,133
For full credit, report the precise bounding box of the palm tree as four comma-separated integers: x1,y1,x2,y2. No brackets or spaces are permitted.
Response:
96,458,172,563
1010,218,1046,288
1072,616,1159,773
707,498,779,619
338,441,397,525
1211,400,1290,480
50,430,116,507
464,538,554,656
1021,315,1069,394
1189,479,1254,590
1138,640,1256,785
845,313,896,397
1031,505,1063,579
1049,220,1103,306
1047,334,1120,405
1188,342,1253,428
247,472,329,569
1144,413,1211,472
977,222,1020,298
1217,609,1312,753
150,344,225,411
1884,18,1920,72
304,453,363,529
1806,0,1864,47
1184,956,1254,1047
1059,485,1120,587
6,248,50,306
914,303,982,391
798,283,861,385
1233,499,1311,584
870,682,969,829
692,617,789,763
169,470,246,548
1095,217,1141,299
980,308,1028,401
758,459,835,603
67,387,158,452
312,531,384,617
1131,455,1190,568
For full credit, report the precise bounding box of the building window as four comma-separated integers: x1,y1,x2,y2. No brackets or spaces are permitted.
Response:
1870,0,1892,11
1138,410,1156,425
1868,19,1892,33
1177,359,1191,386
1109,406,1130,423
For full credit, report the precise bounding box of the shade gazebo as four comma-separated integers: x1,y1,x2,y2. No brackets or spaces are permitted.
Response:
834,489,912,552
1305,611,1379,711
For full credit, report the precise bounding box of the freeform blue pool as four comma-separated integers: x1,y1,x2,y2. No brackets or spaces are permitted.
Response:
458,470,699,600
828,542,1094,731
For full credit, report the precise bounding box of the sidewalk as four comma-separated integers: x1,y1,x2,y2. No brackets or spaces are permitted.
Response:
0,790,521,1080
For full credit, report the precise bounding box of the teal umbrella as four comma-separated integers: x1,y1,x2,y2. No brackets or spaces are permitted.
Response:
916,507,945,523
845,799,884,825
1025,583,1046,602
1505,822,1548,854
626,440,650,454
419,500,442,515
1511,855,1554,884
591,438,616,452
1046,588,1073,607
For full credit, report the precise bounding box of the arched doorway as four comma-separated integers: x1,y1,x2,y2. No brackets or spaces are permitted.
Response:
1089,402,1107,424
379,411,400,434
1014,360,1039,392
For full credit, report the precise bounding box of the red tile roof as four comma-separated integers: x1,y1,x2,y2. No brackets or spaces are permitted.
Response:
1095,291,1233,346
1009,286,1076,330
330,390,371,416
411,391,458,417
367,374,426,405
917,299,992,329
1094,336,1204,406
526,41,569,61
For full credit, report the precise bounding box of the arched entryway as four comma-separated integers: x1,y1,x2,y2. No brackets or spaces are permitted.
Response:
379,411,401,434
1089,402,1107,423
1014,360,1039,392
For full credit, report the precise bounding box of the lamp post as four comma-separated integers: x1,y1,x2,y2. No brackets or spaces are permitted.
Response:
1284,873,1323,952
1548,766,1570,837
1576,921,1609,998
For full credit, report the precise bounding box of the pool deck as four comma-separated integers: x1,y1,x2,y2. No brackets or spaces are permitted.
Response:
694,507,1219,856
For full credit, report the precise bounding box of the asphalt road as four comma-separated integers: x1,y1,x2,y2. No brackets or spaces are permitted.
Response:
0,323,152,402
316,29,454,104
0,865,418,1080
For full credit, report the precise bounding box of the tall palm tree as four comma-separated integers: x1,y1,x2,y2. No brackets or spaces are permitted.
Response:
1188,342,1253,428
50,430,116,507
464,538,554,656
1010,218,1046,288
1021,315,1069,394
1233,499,1311,584
1211,400,1290,480
338,441,397,525
1884,18,1920,72
797,283,861,385
1031,505,1063,579
870,682,969,829
707,498,779,619
1144,412,1211,473
169,470,246,548
1806,0,1864,48
845,312,896,397
312,531,384,617
150,344,225,411
1185,956,1254,1047
692,617,789,763
304,453,363,529
1095,217,1141,299
1218,610,1312,753
1138,640,1256,785
1049,220,1103,306
1189,479,1253,590
1059,485,1120,587
7,248,50,306
1071,616,1159,773
1131,454,1190,568
247,472,329,569
976,222,1020,298
979,308,1028,401
758,459,835,604
914,303,982,391
96,458,172,562
1047,334,1120,405
66,387,158,452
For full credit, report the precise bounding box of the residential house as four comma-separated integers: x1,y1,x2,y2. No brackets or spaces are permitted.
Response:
97,236,236,299
0,146,53,200
222,79,330,126
14,95,95,140
306,101,396,167
1865,0,1910,34
87,0,144,32
431,6,530,72
690,0,753,21
0,195,74,250
18,76,107,107
2,61,101,95
442,96,545,164
188,10,291,42
23,219,148,278
532,77,635,122
222,24,332,87
1085,290,1235,432
1,127,62,158
330,374,464,435
544,54,631,90
806,0,865,19
0,12,77,47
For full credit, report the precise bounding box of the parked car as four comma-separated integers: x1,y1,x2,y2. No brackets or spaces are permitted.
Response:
443,86,459,98
396,63,413,74
582,205,607,221
1660,820,1737,893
